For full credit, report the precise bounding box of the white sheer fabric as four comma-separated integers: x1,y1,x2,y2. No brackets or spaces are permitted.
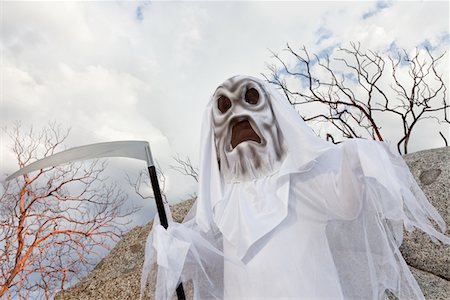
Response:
141,76,449,300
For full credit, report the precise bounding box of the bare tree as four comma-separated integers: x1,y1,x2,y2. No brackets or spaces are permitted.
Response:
0,123,137,299
127,155,199,198
264,42,449,154
126,161,168,202
170,155,199,183
127,155,199,214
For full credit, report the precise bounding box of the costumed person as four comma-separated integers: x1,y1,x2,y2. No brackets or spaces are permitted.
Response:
141,75,450,300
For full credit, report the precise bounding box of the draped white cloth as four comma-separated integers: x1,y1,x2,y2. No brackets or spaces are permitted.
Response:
141,76,450,300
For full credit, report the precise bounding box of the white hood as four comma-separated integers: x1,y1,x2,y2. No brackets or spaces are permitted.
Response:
195,75,334,258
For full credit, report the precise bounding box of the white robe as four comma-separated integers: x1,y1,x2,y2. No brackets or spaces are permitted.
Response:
222,143,360,299
141,76,450,300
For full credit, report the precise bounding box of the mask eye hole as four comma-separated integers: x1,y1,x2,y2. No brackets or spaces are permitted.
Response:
245,88,259,105
218,96,231,113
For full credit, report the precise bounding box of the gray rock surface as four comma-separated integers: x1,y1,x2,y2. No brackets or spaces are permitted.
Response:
402,147,450,281
54,199,196,300
411,267,450,300
55,222,153,300
56,148,450,299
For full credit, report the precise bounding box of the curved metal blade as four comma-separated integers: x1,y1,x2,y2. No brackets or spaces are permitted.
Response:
6,140,153,181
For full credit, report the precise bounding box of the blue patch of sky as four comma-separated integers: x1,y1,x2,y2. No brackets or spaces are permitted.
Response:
136,1,151,22
271,67,307,88
376,1,390,10
386,41,402,58
269,68,284,82
420,39,433,51
387,41,398,54
343,73,358,84
315,44,339,61
386,41,409,66
136,7,144,21
419,32,450,51
442,32,450,44
276,68,291,78
273,43,340,88
315,26,333,45
287,61,313,88
270,68,291,85
276,44,339,88
362,0,392,19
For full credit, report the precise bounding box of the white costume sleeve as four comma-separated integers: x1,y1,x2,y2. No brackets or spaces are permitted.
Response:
322,139,449,299
140,202,225,300
329,139,449,241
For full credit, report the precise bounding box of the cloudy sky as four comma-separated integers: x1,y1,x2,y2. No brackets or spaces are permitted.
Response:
1,1,449,226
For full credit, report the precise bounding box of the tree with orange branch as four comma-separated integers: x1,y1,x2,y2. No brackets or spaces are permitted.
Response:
0,123,137,299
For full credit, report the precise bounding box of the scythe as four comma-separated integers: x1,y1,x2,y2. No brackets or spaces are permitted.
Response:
6,140,186,299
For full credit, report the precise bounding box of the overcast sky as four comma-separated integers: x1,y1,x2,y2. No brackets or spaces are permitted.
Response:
1,1,449,227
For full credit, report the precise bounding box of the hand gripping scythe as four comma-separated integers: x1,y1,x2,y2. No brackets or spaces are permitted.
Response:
6,140,186,300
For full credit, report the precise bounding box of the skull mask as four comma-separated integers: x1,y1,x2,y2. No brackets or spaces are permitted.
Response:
212,77,286,181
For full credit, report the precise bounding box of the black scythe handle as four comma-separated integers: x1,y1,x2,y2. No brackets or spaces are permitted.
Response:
148,165,186,300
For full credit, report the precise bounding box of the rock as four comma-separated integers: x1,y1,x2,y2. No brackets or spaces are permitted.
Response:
387,267,450,300
55,199,197,300
402,147,450,281
411,267,450,300
171,198,196,223
55,222,153,300
56,148,450,299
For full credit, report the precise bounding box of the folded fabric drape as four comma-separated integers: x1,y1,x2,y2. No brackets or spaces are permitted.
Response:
141,76,449,300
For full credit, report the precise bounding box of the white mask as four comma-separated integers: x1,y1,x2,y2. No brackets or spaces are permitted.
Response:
211,76,287,181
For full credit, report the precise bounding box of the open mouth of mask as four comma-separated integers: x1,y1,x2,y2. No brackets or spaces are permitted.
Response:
231,119,261,149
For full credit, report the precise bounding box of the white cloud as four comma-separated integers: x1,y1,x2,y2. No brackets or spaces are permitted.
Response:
1,1,449,226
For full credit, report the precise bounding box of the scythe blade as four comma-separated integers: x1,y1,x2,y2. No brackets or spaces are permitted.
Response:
5,139,186,299
6,140,153,181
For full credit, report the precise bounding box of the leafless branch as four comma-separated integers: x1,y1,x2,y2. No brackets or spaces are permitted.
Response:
439,131,448,147
265,43,449,154
0,123,138,298
126,162,167,203
169,155,199,183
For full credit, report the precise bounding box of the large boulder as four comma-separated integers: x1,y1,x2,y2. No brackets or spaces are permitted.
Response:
56,148,450,299
401,147,450,281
